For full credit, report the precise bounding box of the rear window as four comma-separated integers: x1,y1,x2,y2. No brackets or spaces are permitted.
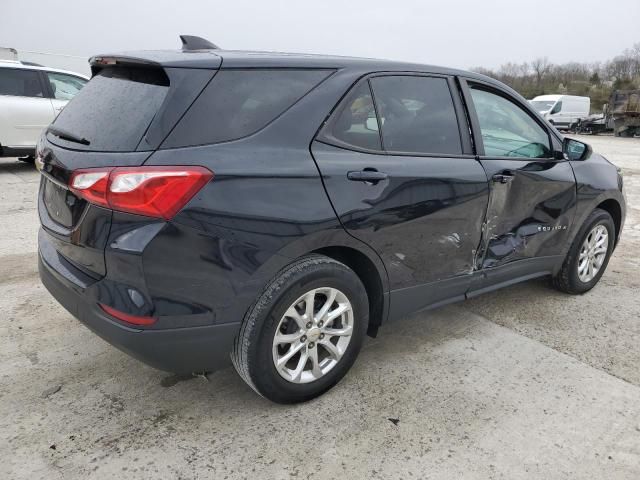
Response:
51,67,169,152
162,69,332,148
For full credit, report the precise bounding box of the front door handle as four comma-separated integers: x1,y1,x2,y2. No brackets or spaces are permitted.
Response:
347,169,388,184
492,172,515,184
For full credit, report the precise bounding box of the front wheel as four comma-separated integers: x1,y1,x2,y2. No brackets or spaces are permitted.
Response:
231,254,369,403
552,209,615,294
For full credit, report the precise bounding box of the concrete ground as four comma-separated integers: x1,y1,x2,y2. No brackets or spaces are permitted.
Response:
1,135,639,479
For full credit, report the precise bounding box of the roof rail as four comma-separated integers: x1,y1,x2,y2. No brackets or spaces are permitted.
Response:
179,35,219,51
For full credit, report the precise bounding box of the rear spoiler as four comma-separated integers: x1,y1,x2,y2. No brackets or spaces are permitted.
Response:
89,55,162,77
90,35,221,76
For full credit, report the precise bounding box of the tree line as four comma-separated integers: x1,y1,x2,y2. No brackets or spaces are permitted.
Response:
473,43,640,113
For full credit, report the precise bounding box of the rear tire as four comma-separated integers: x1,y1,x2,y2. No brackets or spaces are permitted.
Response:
552,209,615,294
231,254,369,403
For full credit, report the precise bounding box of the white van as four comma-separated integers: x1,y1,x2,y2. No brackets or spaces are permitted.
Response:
530,95,590,130
0,60,88,160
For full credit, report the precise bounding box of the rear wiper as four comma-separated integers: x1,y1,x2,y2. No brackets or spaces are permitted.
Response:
47,125,91,146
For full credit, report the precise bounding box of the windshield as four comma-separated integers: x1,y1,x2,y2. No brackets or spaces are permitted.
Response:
530,100,555,112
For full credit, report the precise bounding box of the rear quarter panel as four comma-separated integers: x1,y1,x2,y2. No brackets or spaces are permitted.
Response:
143,68,389,325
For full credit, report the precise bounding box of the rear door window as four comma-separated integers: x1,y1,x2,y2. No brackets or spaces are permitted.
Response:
0,68,45,97
369,76,462,155
50,66,169,152
319,81,382,151
162,69,332,148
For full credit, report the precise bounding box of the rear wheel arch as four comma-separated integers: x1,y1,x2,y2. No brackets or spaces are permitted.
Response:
231,253,370,402
312,246,386,337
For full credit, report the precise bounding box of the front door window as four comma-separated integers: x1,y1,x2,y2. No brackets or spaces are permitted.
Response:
470,87,552,159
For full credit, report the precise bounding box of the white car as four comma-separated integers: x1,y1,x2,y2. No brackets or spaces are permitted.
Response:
0,60,88,160
530,94,590,130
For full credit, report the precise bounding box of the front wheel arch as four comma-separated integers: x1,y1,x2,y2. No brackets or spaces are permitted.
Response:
596,199,622,245
553,208,615,294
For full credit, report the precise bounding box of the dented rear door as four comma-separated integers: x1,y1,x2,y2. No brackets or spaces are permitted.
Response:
312,74,489,301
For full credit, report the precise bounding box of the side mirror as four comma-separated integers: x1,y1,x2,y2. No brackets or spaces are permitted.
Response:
562,137,591,161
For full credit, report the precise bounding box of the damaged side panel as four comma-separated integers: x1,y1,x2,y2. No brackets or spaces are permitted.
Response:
476,159,577,269
311,142,489,291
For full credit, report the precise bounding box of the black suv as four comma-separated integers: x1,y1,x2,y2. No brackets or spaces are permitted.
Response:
38,38,626,403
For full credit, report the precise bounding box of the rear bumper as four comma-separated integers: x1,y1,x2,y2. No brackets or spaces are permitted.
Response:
39,252,240,374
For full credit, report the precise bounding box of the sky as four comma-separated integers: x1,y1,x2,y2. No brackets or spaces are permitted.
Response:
2,0,639,75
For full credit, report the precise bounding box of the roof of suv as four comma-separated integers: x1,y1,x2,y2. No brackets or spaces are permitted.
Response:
0,59,89,79
91,49,487,80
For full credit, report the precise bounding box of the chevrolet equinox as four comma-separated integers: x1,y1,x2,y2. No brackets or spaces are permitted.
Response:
37,36,626,403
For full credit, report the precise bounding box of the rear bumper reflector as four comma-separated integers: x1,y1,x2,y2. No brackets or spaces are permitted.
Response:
99,303,157,326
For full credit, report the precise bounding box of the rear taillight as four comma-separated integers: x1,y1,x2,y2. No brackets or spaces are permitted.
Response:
69,166,213,220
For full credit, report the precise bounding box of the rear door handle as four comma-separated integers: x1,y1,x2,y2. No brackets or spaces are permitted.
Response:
492,172,515,184
347,170,388,184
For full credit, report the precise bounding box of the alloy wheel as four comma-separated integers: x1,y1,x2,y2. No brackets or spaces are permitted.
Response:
577,224,608,283
272,287,354,384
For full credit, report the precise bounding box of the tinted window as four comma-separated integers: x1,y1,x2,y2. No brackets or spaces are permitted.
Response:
51,67,169,152
0,68,44,97
47,72,87,100
370,76,462,155
163,69,331,148
551,101,562,114
322,81,381,151
470,87,551,159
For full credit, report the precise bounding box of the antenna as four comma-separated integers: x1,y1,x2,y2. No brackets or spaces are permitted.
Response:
179,35,219,51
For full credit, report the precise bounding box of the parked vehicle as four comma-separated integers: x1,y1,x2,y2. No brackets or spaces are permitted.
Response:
530,94,590,130
572,113,613,135
0,60,88,160
570,89,640,137
37,36,626,403
609,89,640,137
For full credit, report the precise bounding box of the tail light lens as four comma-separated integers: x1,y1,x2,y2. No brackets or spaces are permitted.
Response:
69,166,213,220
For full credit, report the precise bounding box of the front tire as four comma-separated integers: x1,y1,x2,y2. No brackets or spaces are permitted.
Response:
552,209,615,294
231,254,369,403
